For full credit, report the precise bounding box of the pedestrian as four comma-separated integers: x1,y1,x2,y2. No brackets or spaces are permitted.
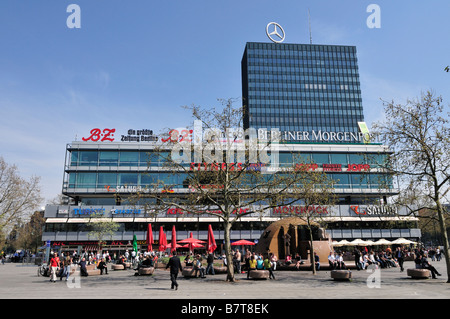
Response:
328,252,337,270
49,253,60,283
97,258,108,275
436,248,441,261
79,257,89,277
247,255,257,279
354,249,362,271
166,251,183,290
61,256,72,281
263,255,275,280
314,252,320,271
395,247,405,272
235,249,242,273
270,253,277,271
206,252,215,275
420,253,442,279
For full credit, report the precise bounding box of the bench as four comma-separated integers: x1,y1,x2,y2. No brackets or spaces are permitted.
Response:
407,268,430,279
249,269,269,280
213,266,227,274
112,264,125,270
86,269,101,276
138,267,155,275
182,267,197,278
331,270,352,281
277,260,355,271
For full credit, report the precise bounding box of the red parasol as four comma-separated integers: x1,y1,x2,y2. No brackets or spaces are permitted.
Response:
178,232,207,244
158,226,167,252
231,239,256,246
181,243,204,249
171,225,177,253
207,224,217,253
178,232,206,253
146,223,154,252
167,243,183,249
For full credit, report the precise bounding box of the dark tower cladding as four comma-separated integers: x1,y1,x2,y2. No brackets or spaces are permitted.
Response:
242,42,365,143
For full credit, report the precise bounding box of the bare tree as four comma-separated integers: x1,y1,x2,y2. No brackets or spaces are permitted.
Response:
0,156,42,240
372,91,450,282
88,213,120,255
12,210,45,254
286,162,336,275
134,99,336,281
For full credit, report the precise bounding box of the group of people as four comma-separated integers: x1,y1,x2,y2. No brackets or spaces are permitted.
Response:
183,253,212,278
48,252,72,282
245,252,277,279
45,249,152,282
351,248,400,271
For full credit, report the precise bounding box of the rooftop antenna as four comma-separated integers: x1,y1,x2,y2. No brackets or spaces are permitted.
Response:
308,8,312,44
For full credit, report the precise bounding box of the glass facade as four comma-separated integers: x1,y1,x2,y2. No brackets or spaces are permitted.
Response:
64,149,391,192
242,42,364,137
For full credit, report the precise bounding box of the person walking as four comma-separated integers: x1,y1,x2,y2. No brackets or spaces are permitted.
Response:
166,251,183,290
61,256,72,281
263,255,276,280
354,249,362,270
395,247,405,272
206,252,215,276
49,253,60,283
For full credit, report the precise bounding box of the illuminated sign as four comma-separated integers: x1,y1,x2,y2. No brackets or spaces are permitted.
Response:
295,163,370,172
82,128,115,142
81,128,157,142
273,205,329,215
350,205,397,216
111,208,142,215
73,208,105,215
347,164,370,171
166,207,249,216
267,130,369,143
323,164,342,172
189,162,244,171
161,128,193,143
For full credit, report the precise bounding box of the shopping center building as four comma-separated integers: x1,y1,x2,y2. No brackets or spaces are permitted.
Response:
42,32,421,254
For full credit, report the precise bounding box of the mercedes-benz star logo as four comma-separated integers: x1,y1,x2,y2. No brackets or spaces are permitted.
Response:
266,22,285,43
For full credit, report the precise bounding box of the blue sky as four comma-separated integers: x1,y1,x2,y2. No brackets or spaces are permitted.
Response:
0,0,449,204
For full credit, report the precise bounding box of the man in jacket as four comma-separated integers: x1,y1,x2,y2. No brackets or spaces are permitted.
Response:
395,247,405,272
166,251,183,290
206,253,215,275
421,253,442,279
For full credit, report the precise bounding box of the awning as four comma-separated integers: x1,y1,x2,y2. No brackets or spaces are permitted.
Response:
84,245,99,251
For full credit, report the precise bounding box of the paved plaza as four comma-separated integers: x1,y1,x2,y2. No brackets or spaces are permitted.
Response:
0,261,448,300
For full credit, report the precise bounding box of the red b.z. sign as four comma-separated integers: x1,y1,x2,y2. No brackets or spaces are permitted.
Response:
161,129,193,143
82,128,116,142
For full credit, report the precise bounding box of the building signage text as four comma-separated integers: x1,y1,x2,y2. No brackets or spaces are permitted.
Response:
72,208,142,215
350,205,398,216
273,205,329,215
260,129,369,143
166,207,250,216
81,128,157,143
